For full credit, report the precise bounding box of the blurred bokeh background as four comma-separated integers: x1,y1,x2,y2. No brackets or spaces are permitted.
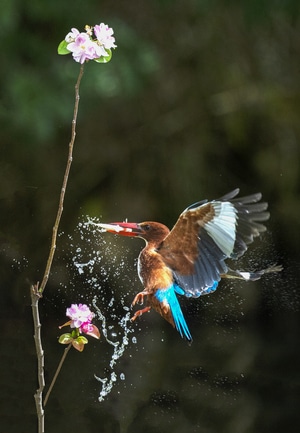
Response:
1,0,299,432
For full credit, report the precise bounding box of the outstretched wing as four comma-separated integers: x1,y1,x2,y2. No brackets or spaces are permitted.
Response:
157,189,269,297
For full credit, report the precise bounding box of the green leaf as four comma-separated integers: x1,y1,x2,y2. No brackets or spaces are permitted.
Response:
57,40,70,55
72,336,88,352
94,49,112,64
71,328,80,339
72,340,84,352
76,336,88,344
58,333,73,344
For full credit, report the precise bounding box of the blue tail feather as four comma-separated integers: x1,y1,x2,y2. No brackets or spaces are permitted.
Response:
156,285,192,341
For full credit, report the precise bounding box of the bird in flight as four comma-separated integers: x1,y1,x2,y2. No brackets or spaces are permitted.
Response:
98,189,281,341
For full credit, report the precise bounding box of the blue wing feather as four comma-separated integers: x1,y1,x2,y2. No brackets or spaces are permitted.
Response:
174,230,225,297
159,190,269,298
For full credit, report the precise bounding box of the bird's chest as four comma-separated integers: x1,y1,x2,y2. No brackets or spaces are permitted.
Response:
137,249,172,291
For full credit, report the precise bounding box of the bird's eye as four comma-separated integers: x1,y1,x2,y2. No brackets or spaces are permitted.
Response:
143,224,151,231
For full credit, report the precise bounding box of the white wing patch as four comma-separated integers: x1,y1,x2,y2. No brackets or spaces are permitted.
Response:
204,202,237,257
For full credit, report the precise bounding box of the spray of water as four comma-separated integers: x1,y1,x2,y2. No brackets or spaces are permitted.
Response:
65,216,139,402
92,298,133,401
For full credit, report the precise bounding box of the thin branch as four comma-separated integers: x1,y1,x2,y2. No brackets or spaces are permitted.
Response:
44,343,72,407
31,64,85,433
31,283,45,433
39,63,85,295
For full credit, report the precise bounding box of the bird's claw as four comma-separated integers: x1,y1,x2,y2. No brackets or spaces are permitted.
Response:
132,291,147,306
131,306,151,322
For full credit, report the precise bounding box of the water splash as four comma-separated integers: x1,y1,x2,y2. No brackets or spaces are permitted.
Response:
65,215,139,402
92,297,133,401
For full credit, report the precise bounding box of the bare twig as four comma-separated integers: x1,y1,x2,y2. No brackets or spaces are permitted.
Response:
31,64,85,433
44,343,72,407
39,63,85,295
31,282,45,432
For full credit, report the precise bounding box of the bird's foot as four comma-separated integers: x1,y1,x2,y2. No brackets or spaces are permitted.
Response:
132,291,148,306
131,306,151,322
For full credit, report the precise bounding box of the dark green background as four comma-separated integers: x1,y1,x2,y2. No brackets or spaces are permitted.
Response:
1,1,299,432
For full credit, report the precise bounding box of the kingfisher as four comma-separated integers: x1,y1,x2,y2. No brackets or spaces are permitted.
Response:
98,189,281,341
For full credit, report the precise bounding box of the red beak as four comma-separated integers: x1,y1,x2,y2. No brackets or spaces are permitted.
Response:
97,222,142,237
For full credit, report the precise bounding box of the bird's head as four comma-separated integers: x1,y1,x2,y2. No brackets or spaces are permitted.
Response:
98,221,170,246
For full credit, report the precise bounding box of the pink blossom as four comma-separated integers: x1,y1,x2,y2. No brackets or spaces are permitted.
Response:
65,28,80,43
94,23,117,50
81,322,101,339
66,303,94,329
94,43,110,59
81,322,93,333
59,304,100,350
60,23,116,63
67,32,99,64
